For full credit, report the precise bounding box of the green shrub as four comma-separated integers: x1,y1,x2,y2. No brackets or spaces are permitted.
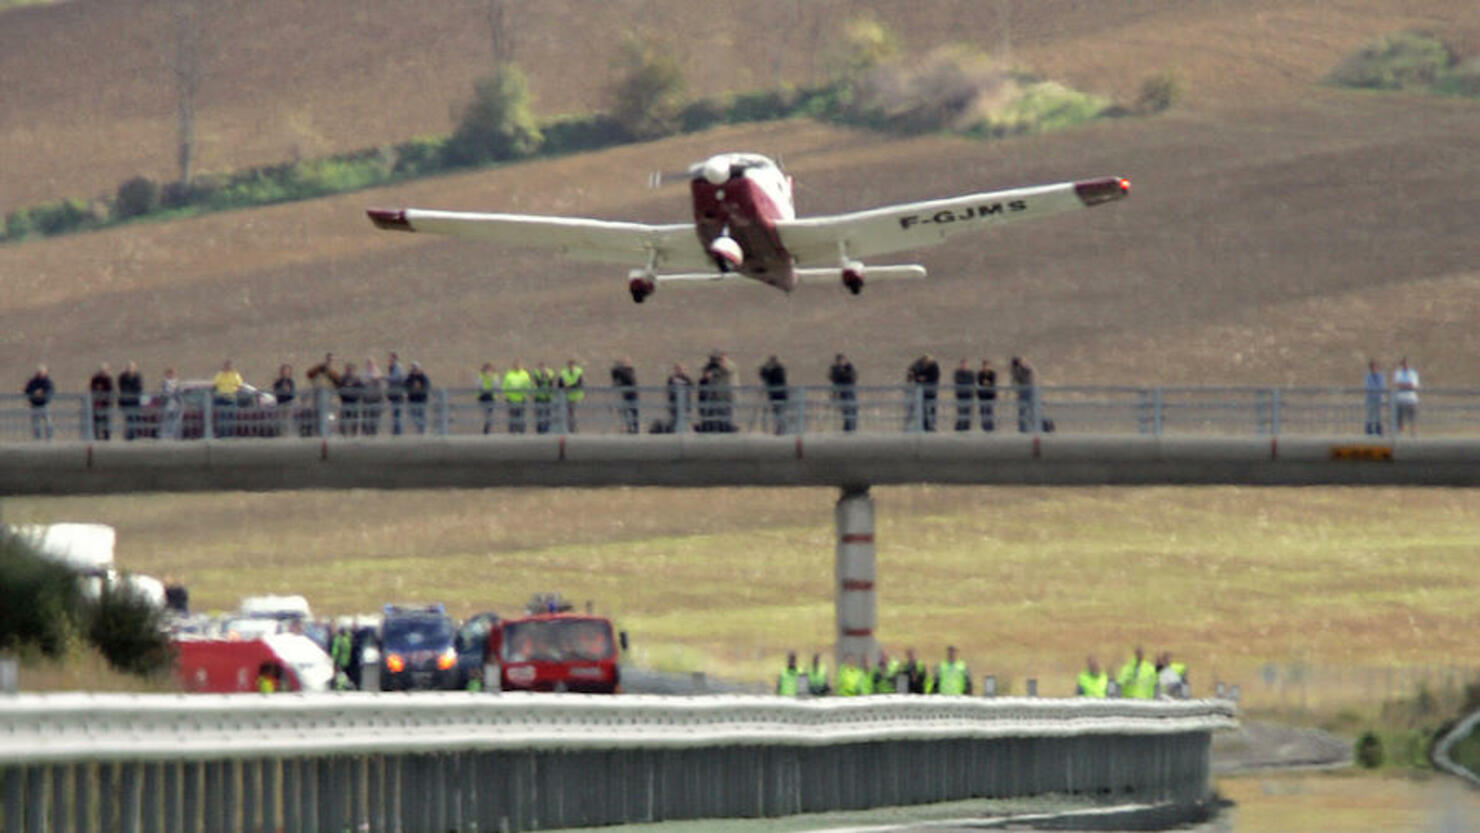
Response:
30,198,96,235
679,97,727,133
88,586,173,677
114,176,160,220
966,80,1109,138
1136,71,1181,114
444,64,543,168
4,208,36,241
392,136,447,176
1330,31,1454,90
727,87,801,123
0,533,85,658
1355,730,1385,768
286,155,391,199
609,34,686,141
539,113,629,155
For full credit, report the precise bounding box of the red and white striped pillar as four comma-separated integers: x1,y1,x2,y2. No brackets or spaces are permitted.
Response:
835,486,877,669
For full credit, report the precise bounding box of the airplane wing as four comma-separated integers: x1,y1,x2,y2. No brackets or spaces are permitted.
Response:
775,177,1128,266
366,208,711,270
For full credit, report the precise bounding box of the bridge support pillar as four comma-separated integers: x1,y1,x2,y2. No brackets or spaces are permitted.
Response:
834,486,877,669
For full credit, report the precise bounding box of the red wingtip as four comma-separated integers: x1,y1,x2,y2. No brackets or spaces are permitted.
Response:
367,208,413,231
1074,177,1131,207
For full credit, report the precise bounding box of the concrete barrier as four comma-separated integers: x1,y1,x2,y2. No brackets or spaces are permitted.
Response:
0,693,1235,833
2,435,1479,495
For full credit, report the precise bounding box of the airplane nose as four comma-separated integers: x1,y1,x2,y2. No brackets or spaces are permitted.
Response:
702,158,730,185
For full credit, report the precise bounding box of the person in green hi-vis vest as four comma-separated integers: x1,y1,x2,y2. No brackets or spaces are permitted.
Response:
835,654,873,696
1116,646,1157,699
932,645,971,695
502,360,533,434
1075,655,1108,697
777,652,802,696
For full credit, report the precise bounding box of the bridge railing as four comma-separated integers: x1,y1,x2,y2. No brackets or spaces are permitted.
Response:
3,386,1476,442
0,693,1235,833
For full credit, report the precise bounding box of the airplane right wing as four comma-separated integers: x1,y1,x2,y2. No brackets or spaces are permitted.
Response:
775,177,1129,266
366,208,711,270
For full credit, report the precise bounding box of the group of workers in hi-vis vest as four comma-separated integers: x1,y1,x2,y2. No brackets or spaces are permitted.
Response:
1076,646,1189,699
775,646,972,697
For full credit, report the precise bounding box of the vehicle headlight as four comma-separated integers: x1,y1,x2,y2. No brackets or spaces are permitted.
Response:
436,648,456,670
385,653,405,673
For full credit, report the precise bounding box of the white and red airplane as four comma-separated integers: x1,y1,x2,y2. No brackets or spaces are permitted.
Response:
367,152,1129,303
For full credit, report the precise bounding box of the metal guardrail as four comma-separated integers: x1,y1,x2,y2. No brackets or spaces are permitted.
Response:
1433,707,1480,787
3,385,1475,442
0,693,1235,833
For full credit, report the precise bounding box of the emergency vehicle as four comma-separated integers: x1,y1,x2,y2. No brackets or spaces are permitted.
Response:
483,594,626,693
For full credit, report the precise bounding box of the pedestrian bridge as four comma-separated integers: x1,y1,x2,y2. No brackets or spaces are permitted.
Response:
1,433,1478,495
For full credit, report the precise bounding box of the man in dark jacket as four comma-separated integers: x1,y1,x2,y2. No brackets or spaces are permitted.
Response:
758,355,789,434
1011,356,1036,433
89,364,114,440
828,353,858,432
24,365,54,440
906,355,941,431
977,359,997,432
664,363,693,432
404,362,431,434
611,357,638,434
338,362,364,436
117,361,143,440
952,358,975,432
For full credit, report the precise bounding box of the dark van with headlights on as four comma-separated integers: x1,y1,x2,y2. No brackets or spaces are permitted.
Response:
379,603,459,691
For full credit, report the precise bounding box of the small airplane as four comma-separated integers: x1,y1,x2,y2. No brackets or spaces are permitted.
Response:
367,152,1129,303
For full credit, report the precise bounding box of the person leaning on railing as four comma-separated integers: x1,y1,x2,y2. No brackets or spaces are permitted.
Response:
212,360,245,438
24,364,54,440
977,359,997,432
404,362,430,435
503,360,533,434
336,362,363,437
89,363,114,441
117,361,144,441
305,352,342,437
559,358,585,433
611,356,639,435
828,353,858,432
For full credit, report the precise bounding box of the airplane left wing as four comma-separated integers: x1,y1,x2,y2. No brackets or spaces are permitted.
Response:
775,177,1128,266
366,208,710,270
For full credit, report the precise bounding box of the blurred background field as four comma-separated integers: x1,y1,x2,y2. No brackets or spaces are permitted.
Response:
7,485,1477,723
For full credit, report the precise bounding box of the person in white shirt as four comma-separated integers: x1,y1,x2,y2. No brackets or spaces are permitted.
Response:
1392,357,1420,436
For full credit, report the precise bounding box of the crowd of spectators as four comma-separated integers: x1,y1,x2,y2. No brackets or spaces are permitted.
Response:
779,644,1190,699
17,353,1424,440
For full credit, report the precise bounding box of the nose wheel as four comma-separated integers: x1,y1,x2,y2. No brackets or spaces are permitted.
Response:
842,269,864,295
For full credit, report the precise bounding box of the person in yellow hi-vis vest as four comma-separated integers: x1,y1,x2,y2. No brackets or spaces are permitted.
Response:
502,361,533,434
477,363,500,434
255,662,281,693
835,654,873,696
1116,646,1157,699
931,645,972,695
776,652,802,696
1075,655,1109,697
559,359,585,433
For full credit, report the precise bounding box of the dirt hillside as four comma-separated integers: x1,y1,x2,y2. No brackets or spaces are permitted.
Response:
3,0,1475,205
2,0,1479,390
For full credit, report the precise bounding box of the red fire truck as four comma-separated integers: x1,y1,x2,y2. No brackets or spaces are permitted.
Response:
484,597,626,693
